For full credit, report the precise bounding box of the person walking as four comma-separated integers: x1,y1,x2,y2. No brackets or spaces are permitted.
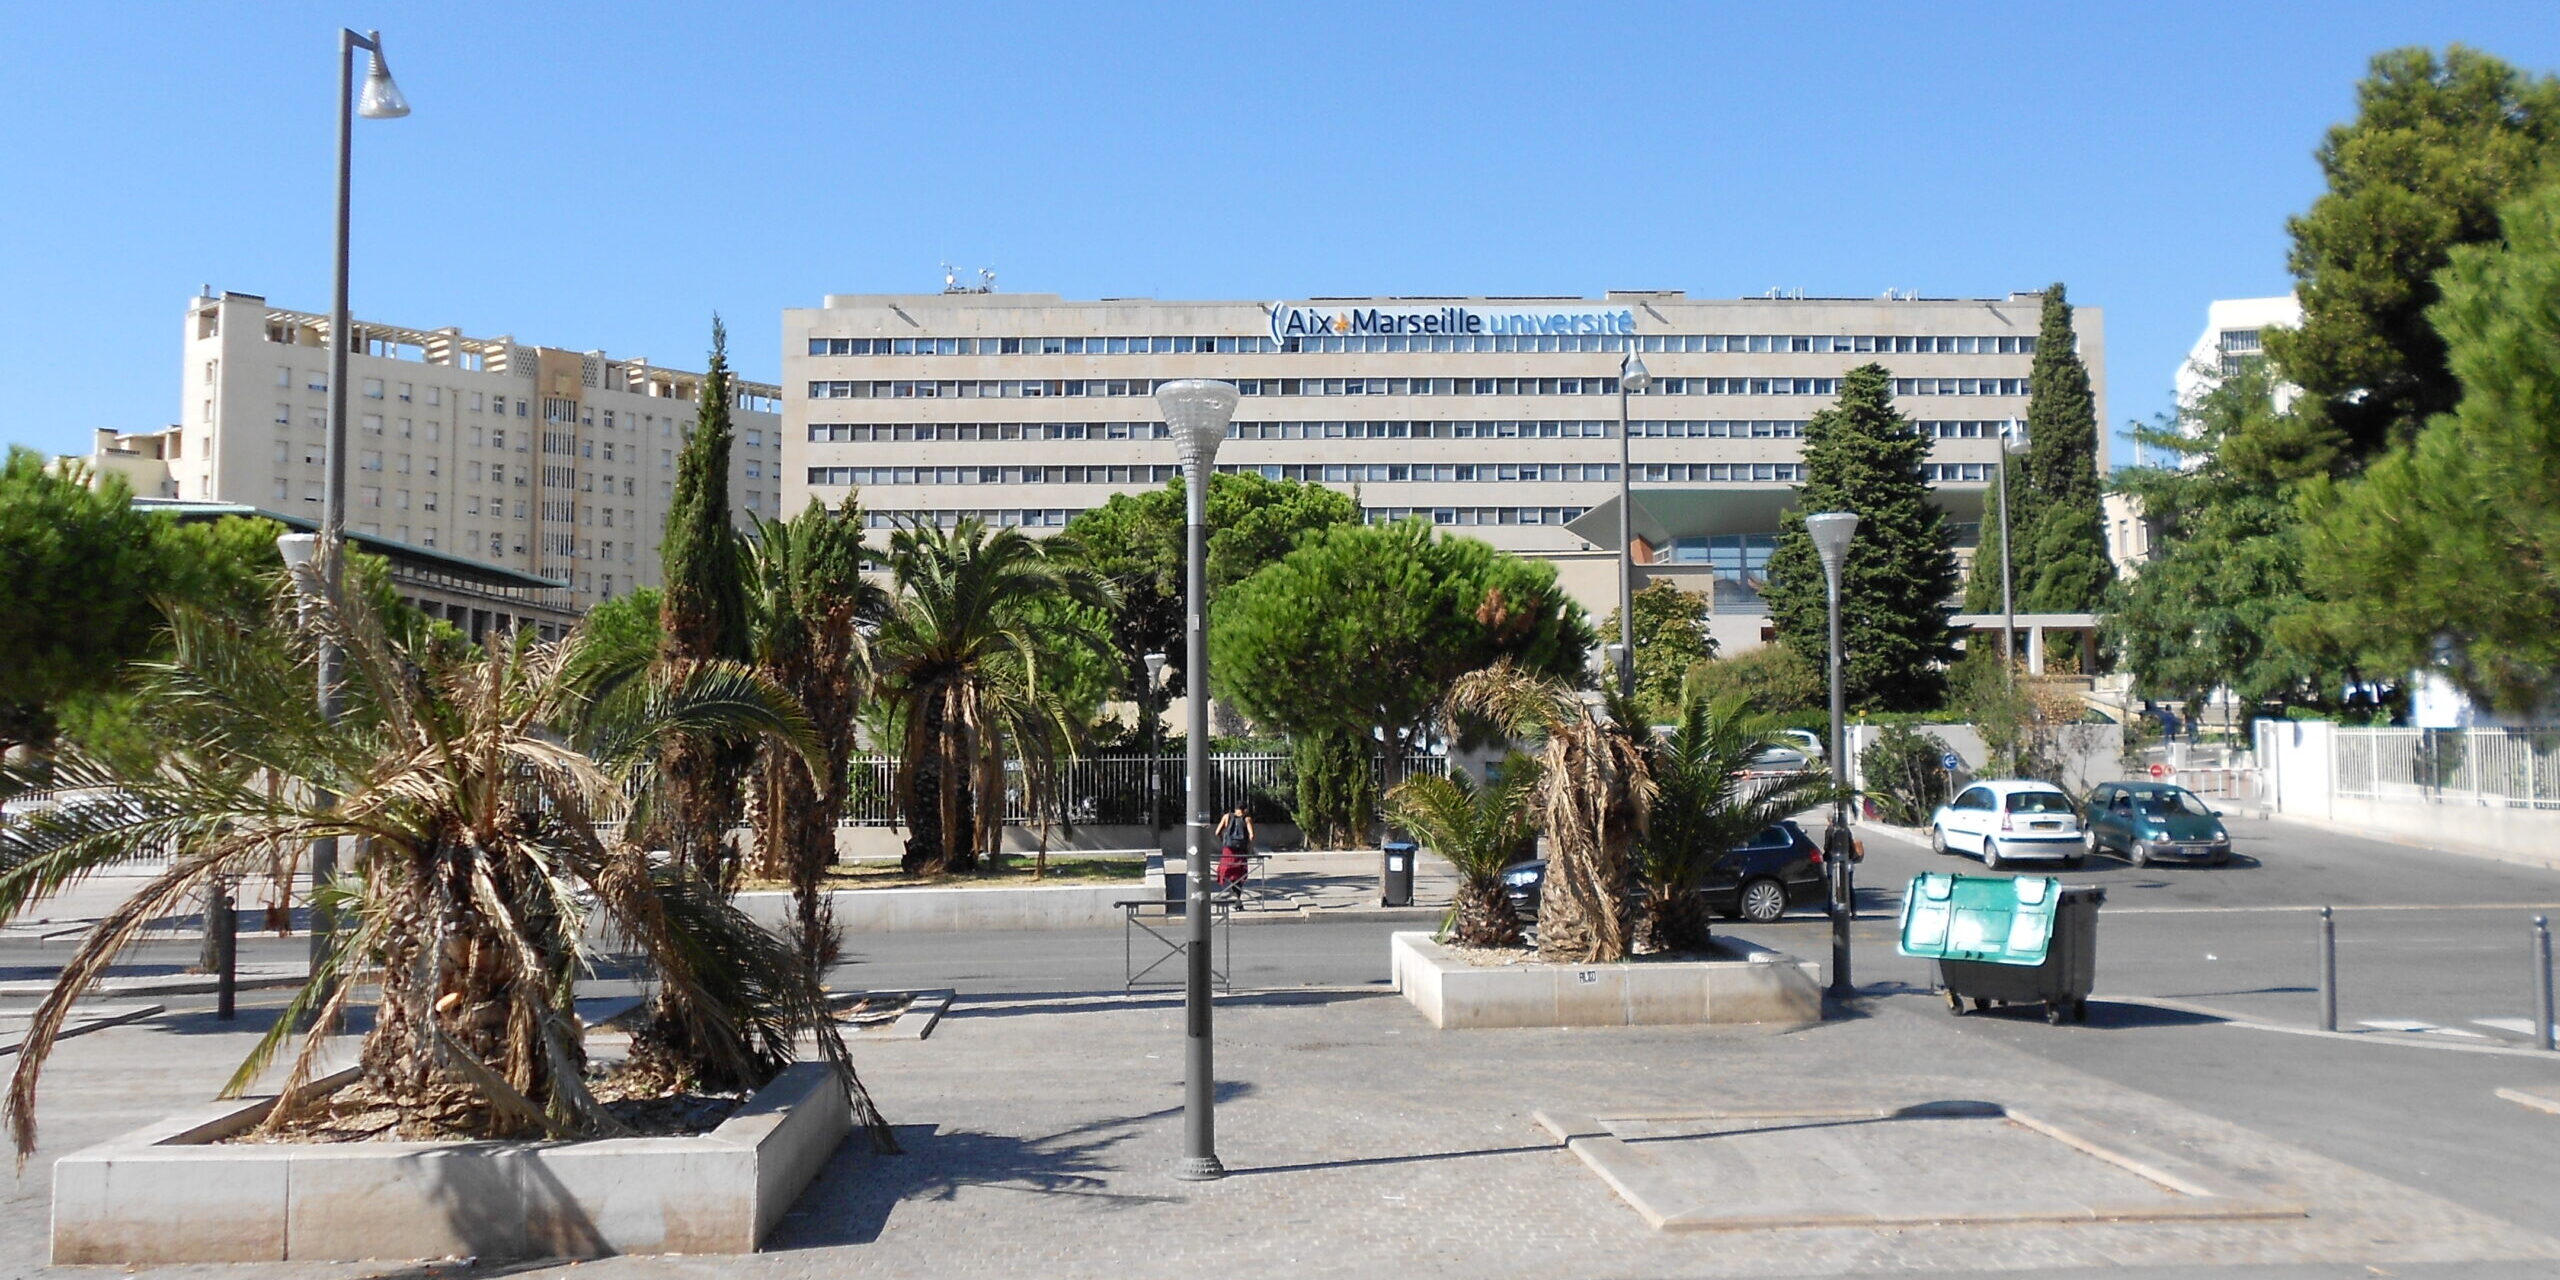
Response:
1214,804,1254,891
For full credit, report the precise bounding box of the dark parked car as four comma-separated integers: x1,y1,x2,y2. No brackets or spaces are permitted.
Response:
1501,820,1826,925
2082,782,2232,866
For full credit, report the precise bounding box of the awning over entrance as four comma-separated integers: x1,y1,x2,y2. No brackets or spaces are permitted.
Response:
1565,484,1992,552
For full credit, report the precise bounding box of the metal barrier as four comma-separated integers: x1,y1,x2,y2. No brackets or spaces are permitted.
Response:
2332,727,2560,810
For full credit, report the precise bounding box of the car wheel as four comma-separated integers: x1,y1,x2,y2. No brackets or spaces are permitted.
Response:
1737,877,1787,924
2083,828,2099,855
1930,824,1949,856
2132,841,2153,868
1981,836,2002,870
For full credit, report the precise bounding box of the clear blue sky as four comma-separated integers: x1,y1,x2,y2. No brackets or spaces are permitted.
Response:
4,2,2555,466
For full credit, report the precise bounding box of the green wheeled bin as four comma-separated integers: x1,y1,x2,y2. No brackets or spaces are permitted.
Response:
1896,872,2105,1025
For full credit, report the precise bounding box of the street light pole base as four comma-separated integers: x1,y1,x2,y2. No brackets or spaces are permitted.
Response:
1173,1155,1227,1182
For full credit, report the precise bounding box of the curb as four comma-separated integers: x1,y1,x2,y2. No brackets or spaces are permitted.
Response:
0,966,308,1000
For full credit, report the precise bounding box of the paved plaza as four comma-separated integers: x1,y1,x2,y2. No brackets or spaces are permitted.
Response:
6,970,2559,1279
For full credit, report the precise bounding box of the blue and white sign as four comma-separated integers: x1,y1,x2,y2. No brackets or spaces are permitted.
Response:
1270,302,1637,343
1941,752,1963,773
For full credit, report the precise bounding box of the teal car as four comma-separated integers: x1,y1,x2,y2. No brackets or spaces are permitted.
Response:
2083,782,2232,866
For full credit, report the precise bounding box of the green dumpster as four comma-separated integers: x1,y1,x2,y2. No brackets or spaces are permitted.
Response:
1898,872,2104,1024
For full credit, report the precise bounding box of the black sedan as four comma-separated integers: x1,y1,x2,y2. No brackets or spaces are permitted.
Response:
1500,820,1827,925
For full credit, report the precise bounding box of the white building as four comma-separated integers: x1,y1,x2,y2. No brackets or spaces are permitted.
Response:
2173,295,2301,422
86,291,786,612
783,289,2102,650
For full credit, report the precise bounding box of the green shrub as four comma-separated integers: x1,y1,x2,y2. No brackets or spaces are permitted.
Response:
1861,724,1957,825
1682,643,1825,715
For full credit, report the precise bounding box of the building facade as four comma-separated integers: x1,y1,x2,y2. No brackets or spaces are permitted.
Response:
784,290,2102,647
108,291,784,611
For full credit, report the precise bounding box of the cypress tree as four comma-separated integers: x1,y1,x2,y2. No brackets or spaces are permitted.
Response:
1963,284,2108,616
655,316,755,890
1764,364,1961,712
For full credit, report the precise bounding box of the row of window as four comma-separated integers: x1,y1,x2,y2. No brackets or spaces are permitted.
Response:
848,505,1597,532
808,462,1628,488
1223,461,1801,484
292,370,772,444
804,417,2013,444
806,332,2039,357
1359,507,1593,527
807,375,2029,400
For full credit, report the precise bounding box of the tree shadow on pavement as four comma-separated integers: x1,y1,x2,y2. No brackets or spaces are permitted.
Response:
771,1087,1256,1250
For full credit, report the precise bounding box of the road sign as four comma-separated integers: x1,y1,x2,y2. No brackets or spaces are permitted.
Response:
2148,762,2169,780
1941,752,1962,772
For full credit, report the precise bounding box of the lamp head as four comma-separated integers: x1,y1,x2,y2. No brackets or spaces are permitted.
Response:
1620,353,1652,393
1805,511,1858,576
2002,418,2031,455
1605,641,1628,670
1155,379,1238,467
1143,651,1167,684
358,34,411,119
275,532,319,571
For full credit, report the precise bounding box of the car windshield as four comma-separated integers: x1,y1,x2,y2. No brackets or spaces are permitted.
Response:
2005,791,2074,814
2134,789,2213,816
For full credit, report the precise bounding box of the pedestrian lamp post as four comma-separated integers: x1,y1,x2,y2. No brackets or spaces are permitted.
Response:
1613,353,1652,697
1996,418,2031,682
1143,651,1168,856
1156,378,1238,1182
1805,511,1859,999
306,28,410,987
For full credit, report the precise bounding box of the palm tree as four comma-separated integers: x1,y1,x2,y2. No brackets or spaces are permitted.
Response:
1448,661,1655,964
873,520,1112,875
1384,754,1540,948
745,499,883,970
1637,694,1841,952
0,579,893,1156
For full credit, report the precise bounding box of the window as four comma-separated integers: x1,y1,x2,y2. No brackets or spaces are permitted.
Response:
275,368,293,388
362,377,384,399
362,414,383,435
360,485,382,508
426,386,442,406
397,382,412,402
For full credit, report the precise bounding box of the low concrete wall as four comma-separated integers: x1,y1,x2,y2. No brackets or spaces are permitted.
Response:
735,870,1163,934
1845,722,2125,797
1389,932,1821,1030
831,823,1307,860
52,1063,850,1264
2255,719,2560,872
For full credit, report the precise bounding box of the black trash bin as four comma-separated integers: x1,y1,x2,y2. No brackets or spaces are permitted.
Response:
1900,872,2104,1025
1381,840,1418,907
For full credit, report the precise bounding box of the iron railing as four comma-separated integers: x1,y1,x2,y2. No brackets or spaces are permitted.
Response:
838,752,1449,828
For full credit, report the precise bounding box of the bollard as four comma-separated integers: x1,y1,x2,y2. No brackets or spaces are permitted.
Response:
2536,915,2554,1053
210,882,238,1022
2317,905,2337,1033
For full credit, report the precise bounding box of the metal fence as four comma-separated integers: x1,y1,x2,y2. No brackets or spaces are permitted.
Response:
2332,727,2560,810
839,752,1450,828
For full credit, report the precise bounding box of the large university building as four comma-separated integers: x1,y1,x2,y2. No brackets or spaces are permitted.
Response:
97,291,786,611
784,290,2102,649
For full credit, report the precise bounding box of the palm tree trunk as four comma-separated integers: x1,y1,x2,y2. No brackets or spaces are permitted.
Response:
1450,880,1522,949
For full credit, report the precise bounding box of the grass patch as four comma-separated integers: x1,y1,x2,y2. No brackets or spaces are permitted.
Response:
741,856,1148,893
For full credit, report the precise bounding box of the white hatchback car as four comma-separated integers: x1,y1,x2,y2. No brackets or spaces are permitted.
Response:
1929,780,2086,870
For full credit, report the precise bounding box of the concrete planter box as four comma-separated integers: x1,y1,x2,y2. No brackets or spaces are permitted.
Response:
51,1061,851,1264
735,869,1161,934
1389,931,1822,1030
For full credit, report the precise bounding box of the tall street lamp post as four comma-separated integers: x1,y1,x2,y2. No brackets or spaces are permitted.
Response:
1143,651,1168,857
1614,352,1652,697
1996,418,2031,683
1157,379,1238,1182
307,28,410,983
1806,512,1859,999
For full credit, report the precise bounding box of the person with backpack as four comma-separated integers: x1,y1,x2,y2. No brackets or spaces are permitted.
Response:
1214,804,1254,891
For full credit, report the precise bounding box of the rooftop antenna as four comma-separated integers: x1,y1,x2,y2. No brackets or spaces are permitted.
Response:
977,267,997,294
940,262,962,293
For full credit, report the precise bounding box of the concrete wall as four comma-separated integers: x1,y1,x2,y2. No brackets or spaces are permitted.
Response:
2254,719,2560,871
1846,722,2124,797
831,822,1306,860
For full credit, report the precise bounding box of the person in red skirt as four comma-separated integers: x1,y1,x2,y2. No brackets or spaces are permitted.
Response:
1214,804,1254,890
